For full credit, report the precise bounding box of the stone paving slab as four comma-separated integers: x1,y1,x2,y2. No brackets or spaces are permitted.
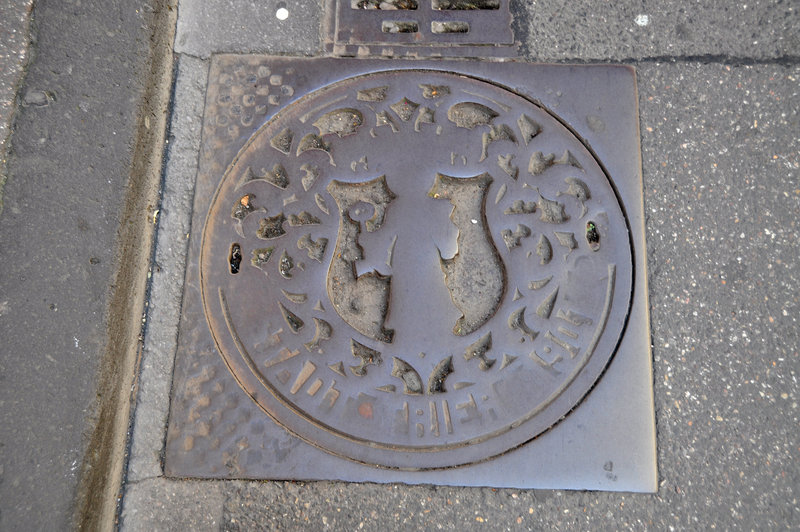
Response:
121,58,799,528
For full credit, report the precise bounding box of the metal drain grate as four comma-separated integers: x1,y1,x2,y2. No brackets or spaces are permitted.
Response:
323,0,516,57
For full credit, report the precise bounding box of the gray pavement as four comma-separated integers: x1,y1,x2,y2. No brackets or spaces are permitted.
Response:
0,0,172,529
0,0,798,529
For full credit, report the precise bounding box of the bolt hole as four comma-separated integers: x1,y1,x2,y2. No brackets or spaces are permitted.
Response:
230,243,242,274
276,2,289,20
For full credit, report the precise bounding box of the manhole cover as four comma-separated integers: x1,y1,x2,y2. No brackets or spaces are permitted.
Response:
199,68,633,470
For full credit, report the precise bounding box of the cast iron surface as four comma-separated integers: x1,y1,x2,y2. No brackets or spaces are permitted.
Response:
165,57,652,486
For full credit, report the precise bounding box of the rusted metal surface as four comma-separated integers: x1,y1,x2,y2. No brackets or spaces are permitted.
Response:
322,0,516,57
165,56,652,486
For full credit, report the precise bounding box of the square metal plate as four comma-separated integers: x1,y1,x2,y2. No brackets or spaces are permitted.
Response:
164,56,656,491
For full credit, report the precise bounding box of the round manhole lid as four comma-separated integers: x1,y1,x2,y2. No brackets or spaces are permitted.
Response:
200,69,633,470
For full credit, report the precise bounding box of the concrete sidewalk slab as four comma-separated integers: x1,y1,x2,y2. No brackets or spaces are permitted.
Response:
122,478,225,532
515,0,798,62
174,0,321,59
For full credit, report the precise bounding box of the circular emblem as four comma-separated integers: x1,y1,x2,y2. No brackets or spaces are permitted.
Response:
200,69,633,469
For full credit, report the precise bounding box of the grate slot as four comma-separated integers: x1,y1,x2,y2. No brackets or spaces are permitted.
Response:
431,0,499,9
382,20,420,32
431,20,469,33
353,0,418,9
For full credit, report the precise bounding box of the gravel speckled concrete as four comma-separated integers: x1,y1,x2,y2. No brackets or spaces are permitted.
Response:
514,0,799,62
639,62,799,527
